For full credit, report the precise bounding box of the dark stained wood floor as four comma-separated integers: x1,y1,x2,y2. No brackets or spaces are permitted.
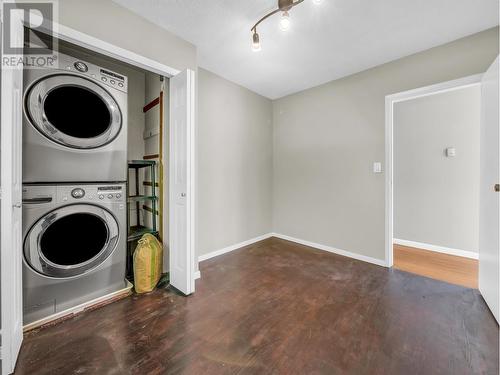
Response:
15,238,498,375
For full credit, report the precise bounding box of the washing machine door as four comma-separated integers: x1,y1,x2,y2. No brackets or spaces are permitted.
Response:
24,204,119,278
25,74,122,149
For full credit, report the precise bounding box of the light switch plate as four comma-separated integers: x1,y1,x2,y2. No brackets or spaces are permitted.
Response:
446,147,456,157
373,162,382,173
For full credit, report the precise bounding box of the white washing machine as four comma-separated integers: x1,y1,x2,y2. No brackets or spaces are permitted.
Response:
22,183,127,325
23,52,128,183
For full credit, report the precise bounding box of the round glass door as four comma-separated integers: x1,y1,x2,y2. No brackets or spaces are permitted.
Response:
24,204,119,278
25,74,122,149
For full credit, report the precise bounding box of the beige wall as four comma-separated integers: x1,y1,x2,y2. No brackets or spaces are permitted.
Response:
273,28,498,262
197,68,273,257
394,86,481,253
55,0,197,72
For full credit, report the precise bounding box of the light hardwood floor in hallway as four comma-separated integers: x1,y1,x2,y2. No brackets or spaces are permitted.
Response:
393,244,478,289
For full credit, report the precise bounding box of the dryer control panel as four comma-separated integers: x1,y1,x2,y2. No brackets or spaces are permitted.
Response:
57,53,128,94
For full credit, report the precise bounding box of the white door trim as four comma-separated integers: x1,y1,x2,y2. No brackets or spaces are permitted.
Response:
1,5,24,374
384,74,483,267
478,56,499,323
169,69,196,295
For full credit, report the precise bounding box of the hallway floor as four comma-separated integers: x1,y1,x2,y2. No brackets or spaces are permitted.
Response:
15,238,497,374
394,244,478,288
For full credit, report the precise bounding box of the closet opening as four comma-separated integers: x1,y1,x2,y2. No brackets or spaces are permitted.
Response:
58,40,171,280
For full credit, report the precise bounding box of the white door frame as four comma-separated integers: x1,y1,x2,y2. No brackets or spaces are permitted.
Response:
478,56,499,323
169,70,196,295
1,6,25,374
384,74,483,267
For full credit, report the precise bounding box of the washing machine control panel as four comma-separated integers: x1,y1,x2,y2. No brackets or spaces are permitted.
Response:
58,53,128,93
73,61,88,73
99,68,127,92
96,185,124,202
71,188,85,199
57,184,126,204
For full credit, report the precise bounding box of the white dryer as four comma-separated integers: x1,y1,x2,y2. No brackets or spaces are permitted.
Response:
23,52,128,183
22,183,127,325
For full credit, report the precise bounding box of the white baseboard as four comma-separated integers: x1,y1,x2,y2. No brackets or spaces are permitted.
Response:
198,233,273,262
23,280,133,332
272,233,388,267
393,238,479,260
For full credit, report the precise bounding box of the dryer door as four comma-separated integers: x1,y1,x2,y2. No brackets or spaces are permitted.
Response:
24,204,119,278
25,74,122,149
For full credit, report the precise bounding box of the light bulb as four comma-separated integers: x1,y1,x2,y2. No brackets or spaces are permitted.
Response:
252,31,261,52
279,11,290,31
312,0,322,4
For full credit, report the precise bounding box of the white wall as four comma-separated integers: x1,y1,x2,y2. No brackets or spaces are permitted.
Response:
394,86,481,253
272,28,498,262
197,68,273,257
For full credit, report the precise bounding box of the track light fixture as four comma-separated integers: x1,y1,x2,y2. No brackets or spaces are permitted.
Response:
251,0,321,51
279,11,291,31
252,30,261,52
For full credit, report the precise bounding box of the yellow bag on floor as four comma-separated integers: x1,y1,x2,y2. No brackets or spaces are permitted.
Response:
133,234,163,294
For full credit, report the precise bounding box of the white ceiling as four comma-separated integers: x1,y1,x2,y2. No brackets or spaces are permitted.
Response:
113,0,499,99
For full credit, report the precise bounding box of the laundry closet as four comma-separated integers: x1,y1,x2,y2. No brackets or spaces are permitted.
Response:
21,39,171,328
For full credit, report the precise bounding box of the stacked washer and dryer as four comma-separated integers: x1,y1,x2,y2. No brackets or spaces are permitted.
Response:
22,53,129,324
